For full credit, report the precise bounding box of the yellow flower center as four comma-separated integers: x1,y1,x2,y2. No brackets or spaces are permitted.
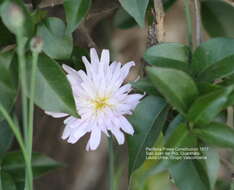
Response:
93,97,109,111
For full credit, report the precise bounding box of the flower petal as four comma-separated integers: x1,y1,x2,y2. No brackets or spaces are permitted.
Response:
88,127,102,150
119,116,134,135
110,127,125,145
45,111,68,118
100,49,110,67
90,48,99,64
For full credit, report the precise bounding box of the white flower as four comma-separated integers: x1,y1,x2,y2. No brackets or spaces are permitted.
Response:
46,48,143,151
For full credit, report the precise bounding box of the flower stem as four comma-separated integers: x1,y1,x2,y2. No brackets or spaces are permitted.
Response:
16,34,28,142
108,137,114,190
0,105,33,190
183,0,193,49
28,51,39,160
16,30,33,190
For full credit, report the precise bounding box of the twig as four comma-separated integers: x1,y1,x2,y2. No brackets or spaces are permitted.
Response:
183,0,193,49
154,0,165,43
223,0,234,6
79,24,98,49
194,0,202,47
147,0,165,47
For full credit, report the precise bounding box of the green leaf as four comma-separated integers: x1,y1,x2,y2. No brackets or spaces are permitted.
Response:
131,77,160,96
2,151,63,181
147,66,198,115
197,82,222,95
114,7,137,29
194,122,234,148
0,120,13,157
0,171,16,190
0,52,17,121
191,38,234,75
198,55,234,82
204,148,220,190
37,17,73,60
0,0,34,37
27,54,77,117
145,123,197,176
127,96,168,176
144,43,190,65
187,87,233,125
64,0,91,33
165,114,185,141
201,0,234,38
170,160,210,190
119,0,149,27
165,123,197,149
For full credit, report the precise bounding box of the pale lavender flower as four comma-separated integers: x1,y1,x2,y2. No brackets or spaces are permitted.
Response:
46,49,143,151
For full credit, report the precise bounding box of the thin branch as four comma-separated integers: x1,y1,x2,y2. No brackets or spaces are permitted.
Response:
183,0,193,49
154,0,165,43
78,23,98,49
147,0,165,47
223,0,234,6
194,0,202,46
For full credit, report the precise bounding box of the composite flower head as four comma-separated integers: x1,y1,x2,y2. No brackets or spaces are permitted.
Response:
46,48,143,151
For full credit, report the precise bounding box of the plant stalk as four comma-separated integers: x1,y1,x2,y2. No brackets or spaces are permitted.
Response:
0,105,33,190
108,137,114,190
16,30,33,190
28,51,39,160
183,0,193,50
194,0,202,46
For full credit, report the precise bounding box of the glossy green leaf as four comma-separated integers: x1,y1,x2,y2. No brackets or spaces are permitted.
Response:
204,148,220,190
0,120,13,157
165,114,184,141
0,50,15,69
147,66,198,115
144,43,189,65
192,38,234,75
201,0,234,38
37,17,73,60
27,54,77,117
2,151,63,181
165,123,197,149
64,0,91,33
187,87,233,125
197,82,222,95
114,7,137,29
131,78,160,96
119,0,149,27
194,122,234,148
170,160,210,190
0,171,16,190
127,96,168,175
0,52,17,121
146,123,197,176
198,55,234,82
0,0,34,37
128,134,171,190
220,74,234,87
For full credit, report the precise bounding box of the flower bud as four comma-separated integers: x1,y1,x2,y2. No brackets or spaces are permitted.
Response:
30,36,43,53
8,3,25,29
